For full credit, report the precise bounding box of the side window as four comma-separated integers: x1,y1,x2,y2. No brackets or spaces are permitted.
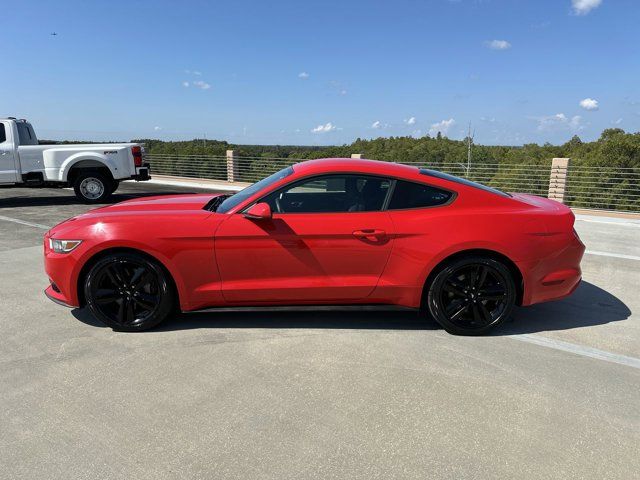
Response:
263,175,391,213
16,123,38,145
388,180,452,210
0,124,6,143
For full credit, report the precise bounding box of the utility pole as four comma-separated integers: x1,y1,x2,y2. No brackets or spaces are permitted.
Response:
466,122,475,177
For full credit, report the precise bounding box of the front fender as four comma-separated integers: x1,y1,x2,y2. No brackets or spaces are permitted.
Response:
69,239,190,310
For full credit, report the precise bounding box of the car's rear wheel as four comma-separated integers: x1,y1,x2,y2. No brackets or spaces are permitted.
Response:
84,252,175,332
425,256,516,335
73,172,112,203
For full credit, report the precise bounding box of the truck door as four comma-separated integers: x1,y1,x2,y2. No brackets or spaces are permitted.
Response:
0,122,19,183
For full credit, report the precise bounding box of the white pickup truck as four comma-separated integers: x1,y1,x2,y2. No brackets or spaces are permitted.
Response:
0,118,150,203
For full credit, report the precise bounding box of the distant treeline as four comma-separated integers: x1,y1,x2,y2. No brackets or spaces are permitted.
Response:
135,129,639,211
131,128,640,169
42,129,640,210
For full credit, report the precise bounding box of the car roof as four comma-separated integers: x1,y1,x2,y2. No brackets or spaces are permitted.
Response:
293,158,420,178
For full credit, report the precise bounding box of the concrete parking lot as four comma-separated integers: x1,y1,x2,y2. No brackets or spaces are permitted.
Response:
1,181,639,480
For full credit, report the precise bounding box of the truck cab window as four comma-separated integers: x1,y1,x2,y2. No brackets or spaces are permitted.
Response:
17,123,38,145
0,124,6,143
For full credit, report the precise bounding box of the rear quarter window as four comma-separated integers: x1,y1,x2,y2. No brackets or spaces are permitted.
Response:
389,180,453,209
16,123,38,145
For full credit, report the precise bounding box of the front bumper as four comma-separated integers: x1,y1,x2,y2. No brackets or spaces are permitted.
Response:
43,232,82,308
131,162,151,181
45,285,75,308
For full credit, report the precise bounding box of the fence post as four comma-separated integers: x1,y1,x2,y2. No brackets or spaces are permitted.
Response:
351,153,363,159
548,158,570,203
226,150,238,183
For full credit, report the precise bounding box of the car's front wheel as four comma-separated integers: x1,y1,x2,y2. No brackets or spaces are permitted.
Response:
84,252,175,331
425,256,516,335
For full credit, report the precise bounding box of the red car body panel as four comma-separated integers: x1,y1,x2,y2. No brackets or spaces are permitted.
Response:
44,158,585,313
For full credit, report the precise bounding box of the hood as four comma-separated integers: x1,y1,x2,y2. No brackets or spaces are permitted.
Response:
48,193,226,236
90,193,223,213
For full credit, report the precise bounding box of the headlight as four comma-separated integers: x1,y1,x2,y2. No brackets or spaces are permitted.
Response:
49,239,82,253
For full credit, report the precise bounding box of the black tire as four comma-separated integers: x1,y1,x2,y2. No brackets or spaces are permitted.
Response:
425,256,516,336
73,171,112,203
108,179,120,195
84,252,175,332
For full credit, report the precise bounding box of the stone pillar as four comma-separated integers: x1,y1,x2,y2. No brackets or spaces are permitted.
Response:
226,150,238,182
548,158,570,203
350,153,363,159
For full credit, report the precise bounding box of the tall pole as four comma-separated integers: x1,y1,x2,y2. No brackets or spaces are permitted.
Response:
466,122,474,177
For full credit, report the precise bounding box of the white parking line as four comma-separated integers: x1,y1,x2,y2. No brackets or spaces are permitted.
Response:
585,250,640,262
576,217,640,228
509,334,640,370
0,215,50,230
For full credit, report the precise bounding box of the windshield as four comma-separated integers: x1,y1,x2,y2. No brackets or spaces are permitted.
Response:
216,166,294,213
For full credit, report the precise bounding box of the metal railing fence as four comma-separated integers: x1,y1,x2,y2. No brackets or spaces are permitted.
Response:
146,153,640,212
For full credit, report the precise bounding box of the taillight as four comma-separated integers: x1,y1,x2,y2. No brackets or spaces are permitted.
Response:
132,146,143,167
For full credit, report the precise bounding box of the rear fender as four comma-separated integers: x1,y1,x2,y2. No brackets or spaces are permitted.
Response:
53,152,119,182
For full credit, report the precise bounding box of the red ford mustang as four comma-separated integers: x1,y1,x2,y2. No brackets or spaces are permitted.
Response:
44,158,585,335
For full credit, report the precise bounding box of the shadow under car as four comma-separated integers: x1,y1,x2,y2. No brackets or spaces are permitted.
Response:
71,281,631,335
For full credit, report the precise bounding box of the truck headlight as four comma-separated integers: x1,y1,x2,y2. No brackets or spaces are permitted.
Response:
49,239,82,253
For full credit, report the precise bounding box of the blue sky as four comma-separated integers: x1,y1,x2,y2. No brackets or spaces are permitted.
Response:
2,0,639,145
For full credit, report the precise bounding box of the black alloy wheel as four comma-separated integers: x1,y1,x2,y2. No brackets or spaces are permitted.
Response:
84,253,175,331
426,256,516,335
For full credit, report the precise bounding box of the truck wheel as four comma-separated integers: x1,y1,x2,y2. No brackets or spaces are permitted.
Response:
73,172,112,203
109,179,120,195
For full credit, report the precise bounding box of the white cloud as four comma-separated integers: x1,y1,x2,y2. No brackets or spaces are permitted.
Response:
298,72,309,79
311,122,337,133
154,126,162,131
572,0,602,15
339,89,347,96
405,116,416,125
485,39,512,50
371,121,390,130
192,80,211,90
535,113,584,132
579,98,599,111
429,118,456,136
182,81,190,87
614,118,623,125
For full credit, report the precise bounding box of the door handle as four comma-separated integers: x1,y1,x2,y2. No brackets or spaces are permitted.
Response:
353,229,386,240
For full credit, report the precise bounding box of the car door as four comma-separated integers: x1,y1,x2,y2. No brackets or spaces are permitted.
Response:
214,174,395,303
0,122,19,183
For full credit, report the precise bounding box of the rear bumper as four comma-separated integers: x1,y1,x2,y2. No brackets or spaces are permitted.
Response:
131,163,151,181
519,233,586,306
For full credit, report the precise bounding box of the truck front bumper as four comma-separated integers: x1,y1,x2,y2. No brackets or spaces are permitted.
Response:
132,162,151,181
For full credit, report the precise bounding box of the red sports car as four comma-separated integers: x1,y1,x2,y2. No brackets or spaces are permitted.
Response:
44,158,585,335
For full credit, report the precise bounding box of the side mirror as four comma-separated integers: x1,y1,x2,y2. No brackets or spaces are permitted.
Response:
243,202,272,220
